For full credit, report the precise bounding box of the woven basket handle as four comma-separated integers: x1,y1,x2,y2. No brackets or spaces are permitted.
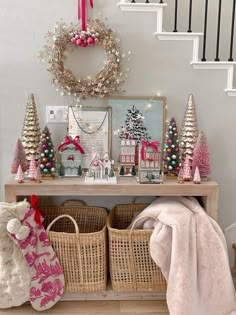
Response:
46,214,79,234
128,214,159,291
131,197,139,204
61,199,87,206
130,214,159,232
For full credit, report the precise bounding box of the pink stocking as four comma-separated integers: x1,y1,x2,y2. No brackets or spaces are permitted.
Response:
8,196,65,311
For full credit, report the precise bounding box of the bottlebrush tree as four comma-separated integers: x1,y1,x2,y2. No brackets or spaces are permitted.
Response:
15,165,24,183
192,130,211,180
162,117,180,175
11,139,27,174
182,155,192,181
28,155,37,180
39,126,56,177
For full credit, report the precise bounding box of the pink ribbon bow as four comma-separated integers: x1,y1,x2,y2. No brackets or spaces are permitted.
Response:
141,140,160,160
58,135,85,154
78,0,94,31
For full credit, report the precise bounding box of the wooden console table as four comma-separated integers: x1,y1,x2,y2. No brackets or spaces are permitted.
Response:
5,177,219,219
4,177,219,300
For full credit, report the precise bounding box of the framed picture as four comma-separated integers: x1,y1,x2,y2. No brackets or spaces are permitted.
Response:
107,96,166,168
68,106,111,169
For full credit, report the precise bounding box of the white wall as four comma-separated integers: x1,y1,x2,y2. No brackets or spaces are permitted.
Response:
0,0,235,229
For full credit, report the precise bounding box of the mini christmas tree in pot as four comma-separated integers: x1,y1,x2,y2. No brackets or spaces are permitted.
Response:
39,126,56,178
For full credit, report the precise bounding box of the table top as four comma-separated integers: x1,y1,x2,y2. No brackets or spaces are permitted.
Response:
5,176,219,197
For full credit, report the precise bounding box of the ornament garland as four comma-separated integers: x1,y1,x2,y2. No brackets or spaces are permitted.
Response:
70,106,108,134
39,18,127,99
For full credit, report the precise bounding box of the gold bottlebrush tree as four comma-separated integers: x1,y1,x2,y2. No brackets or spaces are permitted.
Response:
180,94,199,161
21,94,41,163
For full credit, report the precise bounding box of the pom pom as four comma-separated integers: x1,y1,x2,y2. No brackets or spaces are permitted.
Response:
7,218,21,234
15,225,30,241
15,199,30,220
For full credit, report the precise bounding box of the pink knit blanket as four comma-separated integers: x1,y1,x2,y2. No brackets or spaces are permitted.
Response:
131,196,236,315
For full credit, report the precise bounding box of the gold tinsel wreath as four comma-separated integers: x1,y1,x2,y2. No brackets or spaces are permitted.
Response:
39,19,126,99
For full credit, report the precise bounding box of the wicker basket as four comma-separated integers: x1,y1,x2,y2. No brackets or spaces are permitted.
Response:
107,203,167,292
44,201,107,293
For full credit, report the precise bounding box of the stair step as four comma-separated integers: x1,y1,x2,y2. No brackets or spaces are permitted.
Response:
156,32,203,39
117,2,167,12
117,1,236,96
225,89,236,96
156,33,203,63
192,61,236,69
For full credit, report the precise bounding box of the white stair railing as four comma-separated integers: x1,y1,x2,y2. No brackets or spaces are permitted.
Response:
117,1,236,96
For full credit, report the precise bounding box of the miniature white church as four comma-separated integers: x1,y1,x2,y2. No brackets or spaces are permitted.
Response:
85,150,117,184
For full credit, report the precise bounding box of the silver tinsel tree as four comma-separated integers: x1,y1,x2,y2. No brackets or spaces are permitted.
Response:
21,94,41,163
180,94,199,160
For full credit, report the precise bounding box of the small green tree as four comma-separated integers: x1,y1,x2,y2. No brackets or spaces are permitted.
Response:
109,168,115,177
119,166,125,176
59,164,65,176
131,165,136,176
78,165,83,176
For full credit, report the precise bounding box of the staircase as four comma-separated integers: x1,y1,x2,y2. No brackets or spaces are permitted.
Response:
117,1,236,96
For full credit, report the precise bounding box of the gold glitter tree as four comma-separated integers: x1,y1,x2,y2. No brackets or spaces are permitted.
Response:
180,94,198,161
21,94,41,163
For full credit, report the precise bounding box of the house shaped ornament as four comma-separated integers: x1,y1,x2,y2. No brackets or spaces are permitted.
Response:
119,139,137,175
58,135,85,176
103,153,112,176
138,140,163,184
85,151,117,184
88,152,104,180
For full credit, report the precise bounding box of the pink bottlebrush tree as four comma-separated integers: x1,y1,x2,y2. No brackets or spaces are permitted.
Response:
15,165,24,183
35,166,42,183
29,155,37,179
193,166,201,184
11,139,27,174
182,155,192,181
192,130,211,180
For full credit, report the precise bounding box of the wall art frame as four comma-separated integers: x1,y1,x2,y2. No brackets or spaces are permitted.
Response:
106,96,166,168
68,106,112,169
